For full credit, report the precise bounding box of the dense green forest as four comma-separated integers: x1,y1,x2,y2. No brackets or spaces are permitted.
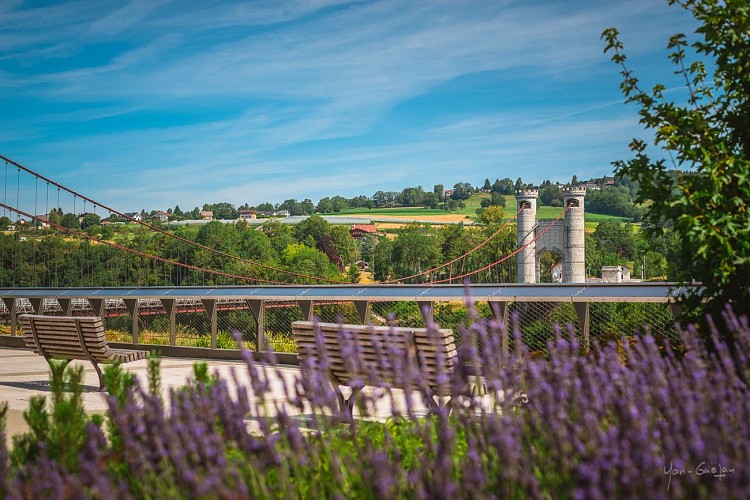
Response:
0,204,679,288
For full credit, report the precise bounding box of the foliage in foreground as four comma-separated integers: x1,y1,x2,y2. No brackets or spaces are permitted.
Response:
603,0,750,323
1,304,749,498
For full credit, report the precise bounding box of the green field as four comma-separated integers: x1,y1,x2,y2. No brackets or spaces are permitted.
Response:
329,207,460,217
328,193,634,228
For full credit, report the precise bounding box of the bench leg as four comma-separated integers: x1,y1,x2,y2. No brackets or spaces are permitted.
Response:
333,385,362,417
427,395,453,415
90,362,105,391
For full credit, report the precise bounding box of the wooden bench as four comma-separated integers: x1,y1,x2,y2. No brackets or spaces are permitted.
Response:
292,321,457,413
19,314,149,391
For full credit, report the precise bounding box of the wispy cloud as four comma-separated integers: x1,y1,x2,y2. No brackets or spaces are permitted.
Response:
0,0,700,211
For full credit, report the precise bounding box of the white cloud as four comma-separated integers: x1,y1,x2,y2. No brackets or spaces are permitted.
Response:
0,0,700,211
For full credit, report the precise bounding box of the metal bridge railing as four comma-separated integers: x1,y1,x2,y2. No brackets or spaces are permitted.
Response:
0,284,687,361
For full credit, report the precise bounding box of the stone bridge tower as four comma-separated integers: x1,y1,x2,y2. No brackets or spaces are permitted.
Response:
515,187,586,283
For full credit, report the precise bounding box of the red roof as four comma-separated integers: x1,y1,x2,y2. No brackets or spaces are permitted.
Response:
351,224,377,234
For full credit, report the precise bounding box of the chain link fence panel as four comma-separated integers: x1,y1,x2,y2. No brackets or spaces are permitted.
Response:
0,296,683,357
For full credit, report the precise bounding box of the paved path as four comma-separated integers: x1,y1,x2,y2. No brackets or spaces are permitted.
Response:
0,347,304,442
0,347,432,446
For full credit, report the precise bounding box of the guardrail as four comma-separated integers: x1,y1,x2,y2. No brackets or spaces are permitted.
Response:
0,284,689,362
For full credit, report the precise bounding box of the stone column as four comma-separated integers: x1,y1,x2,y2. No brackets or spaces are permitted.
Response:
515,189,538,283
563,187,586,283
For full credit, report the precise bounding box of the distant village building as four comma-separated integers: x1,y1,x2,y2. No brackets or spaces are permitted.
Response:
350,224,377,239
124,212,143,222
238,209,257,220
153,211,170,222
34,215,50,228
601,265,633,283
444,189,454,197
200,210,214,220
275,210,290,218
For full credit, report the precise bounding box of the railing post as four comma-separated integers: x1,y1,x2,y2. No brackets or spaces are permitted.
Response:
161,299,176,347
417,301,434,326
57,298,72,316
573,301,590,353
247,299,266,351
124,299,139,344
669,302,682,323
490,300,511,366
298,300,313,321
89,298,106,318
354,300,370,324
28,298,44,315
201,299,217,349
2,298,16,336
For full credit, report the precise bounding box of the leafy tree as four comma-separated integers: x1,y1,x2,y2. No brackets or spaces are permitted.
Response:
317,235,343,270
300,199,315,215
422,192,439,209
239,230,275,262
433,184,444,201
278,199,302,216
603,0,750,324
330,196,349,212
492,177,514,195
539,184,563,207
0,216,11,230
203,202,237,219
347,263,361,283
514,177,524,192
316,197,333,213
348,195,371,209
398,186,425,207
450,182,474,201
391,225,443,281
592,221,638,261
357,233,378,268
372,237,394,281
586,186,642,220
328,225,356,265
60,213,80,229
282,244,340,283
48,208,63,226
293,215,330,244
80,213,101,229
477,205,507,225
482,178,492,192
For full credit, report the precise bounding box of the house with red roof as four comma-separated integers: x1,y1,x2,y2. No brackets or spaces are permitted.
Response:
349,224,378,239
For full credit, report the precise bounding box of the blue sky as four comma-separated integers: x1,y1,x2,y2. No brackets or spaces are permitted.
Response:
1,0,698,213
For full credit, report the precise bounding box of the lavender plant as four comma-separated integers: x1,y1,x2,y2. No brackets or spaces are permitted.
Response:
0,302,748,498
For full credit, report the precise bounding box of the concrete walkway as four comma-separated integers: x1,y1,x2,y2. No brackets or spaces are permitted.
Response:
1,347,432,446
0,346,305,444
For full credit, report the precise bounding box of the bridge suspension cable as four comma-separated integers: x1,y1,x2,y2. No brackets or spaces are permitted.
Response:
0,154,345,284
387,206,523,284
0,202,288,285
423,205,571,284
